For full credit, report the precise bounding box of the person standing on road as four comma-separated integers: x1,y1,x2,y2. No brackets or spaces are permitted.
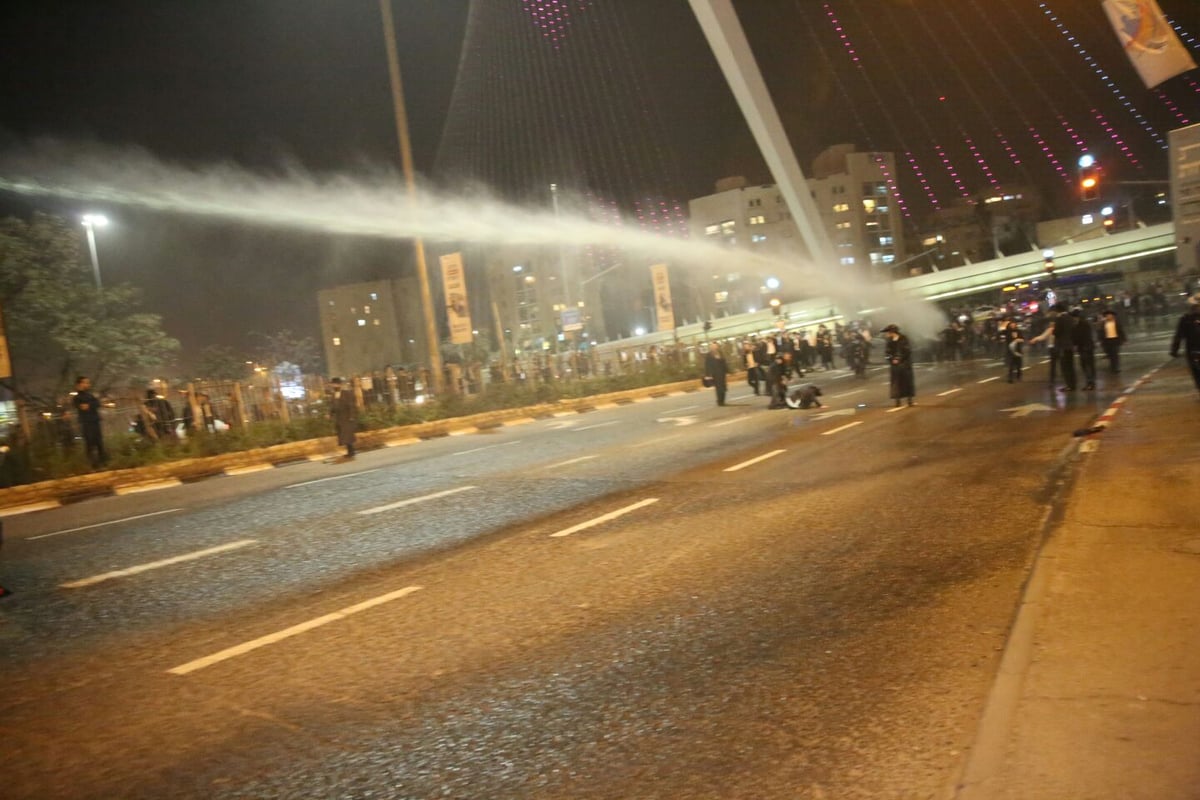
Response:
1170,293,1200,397
1028,309,1057,385
71,375,107,469
1052,302,1079,392
742,339,762,396
1071,307,1098,391
1099,308,1127,374
704,343,729,406
329,377,358,461
882,324,916,407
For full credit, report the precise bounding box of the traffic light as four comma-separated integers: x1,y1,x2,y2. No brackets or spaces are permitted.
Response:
1078,154,1099,201
1080,170,1099,201
768,297,782,316
1102,205,1116,231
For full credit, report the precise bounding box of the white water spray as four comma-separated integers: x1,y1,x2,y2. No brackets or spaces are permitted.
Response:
0,139,943,335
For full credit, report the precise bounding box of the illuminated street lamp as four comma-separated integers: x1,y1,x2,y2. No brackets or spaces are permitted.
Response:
81,213,108,289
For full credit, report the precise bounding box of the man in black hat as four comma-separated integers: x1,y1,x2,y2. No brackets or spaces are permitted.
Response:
882,324,916,407
329,377,358,462
1170,293,1200,396
1051,302,1079,392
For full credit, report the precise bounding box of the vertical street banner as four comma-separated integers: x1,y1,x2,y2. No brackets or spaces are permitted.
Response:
1103,0,1196,89
0,302,12,379
650,263,675,333
439,252,474,345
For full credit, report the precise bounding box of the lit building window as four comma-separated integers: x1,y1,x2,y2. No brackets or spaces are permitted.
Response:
332,337,341,346
836,221,852,230
705,224,720,236
357,319,366,327
749,215,766,225
863,198,877,213
751,234,767,243
879,235,894,246
373,319,381,326
363,305,371,314
840,256,856,265
833,203,850,213
369,292,378,301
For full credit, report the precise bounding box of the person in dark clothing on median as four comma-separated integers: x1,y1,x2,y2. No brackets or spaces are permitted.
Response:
329,377,358,461
882,324,916,407
1170,293,1200,396
71,375,107,468
1052,302,1079,392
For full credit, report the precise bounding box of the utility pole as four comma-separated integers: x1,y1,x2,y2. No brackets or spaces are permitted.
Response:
379,0,444,396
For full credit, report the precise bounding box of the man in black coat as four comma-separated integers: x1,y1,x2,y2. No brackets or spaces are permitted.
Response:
1170,294,1200,395
71,375,107,468
1070,308,1098,391
329,377,358,461
704,343,729,406
882,324,916,407
1051,303,1079,392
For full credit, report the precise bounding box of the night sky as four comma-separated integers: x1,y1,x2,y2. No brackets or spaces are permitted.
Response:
1,1,1197,365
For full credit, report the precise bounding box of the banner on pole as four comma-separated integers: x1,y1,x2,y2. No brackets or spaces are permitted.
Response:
0,303,11,379
439,252,474,345
1103,0,1196,89
650,263,675,333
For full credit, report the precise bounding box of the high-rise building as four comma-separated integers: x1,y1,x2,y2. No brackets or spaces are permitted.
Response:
317,279,424,378
688,176,802,316
807,145,908,279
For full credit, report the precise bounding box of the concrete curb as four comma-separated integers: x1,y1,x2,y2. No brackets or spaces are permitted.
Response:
0,378,706,514
945,362,1164,800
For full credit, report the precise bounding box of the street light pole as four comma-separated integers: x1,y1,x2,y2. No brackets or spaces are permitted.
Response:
81,213,108,289
379,0,444,396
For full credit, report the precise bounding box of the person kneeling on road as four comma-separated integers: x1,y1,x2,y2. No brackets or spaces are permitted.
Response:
785,383,824,410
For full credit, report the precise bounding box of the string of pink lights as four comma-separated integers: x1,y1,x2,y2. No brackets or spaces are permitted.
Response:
1027,126,1072,185
520,0,591,50
963,136,999,188
1092,109,1142,169
1057,116,1090,154
1039,2,1166,149
933,144,970,198
825,2,954,212
994,132,1023,169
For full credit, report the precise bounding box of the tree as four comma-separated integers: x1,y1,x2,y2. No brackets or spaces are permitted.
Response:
194,345,250,381
0,213,180,403
250,329,324,375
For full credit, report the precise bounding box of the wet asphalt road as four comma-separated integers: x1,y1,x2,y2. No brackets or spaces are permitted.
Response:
0,335,1174,799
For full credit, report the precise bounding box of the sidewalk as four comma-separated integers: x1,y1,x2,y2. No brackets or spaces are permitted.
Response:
954,363,1200,799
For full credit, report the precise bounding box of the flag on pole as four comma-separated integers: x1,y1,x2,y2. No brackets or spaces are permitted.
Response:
1103,0,1196,89
439,252,474,345
649,263,675,333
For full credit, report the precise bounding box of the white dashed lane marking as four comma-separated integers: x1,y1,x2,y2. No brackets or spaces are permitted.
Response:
167,586,424,675
550,498,659,538
357,486,477,516
285,470,380,490
30,508,185,541
724,450,786,473
61,539,257,589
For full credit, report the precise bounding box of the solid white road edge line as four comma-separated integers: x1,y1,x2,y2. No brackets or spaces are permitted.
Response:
285,470,380,490
821,421,864,435
357,485,477,516
724,449,786,473
550,498,660,538
61,539,257,589
30,508,185,541
167,585,423,675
